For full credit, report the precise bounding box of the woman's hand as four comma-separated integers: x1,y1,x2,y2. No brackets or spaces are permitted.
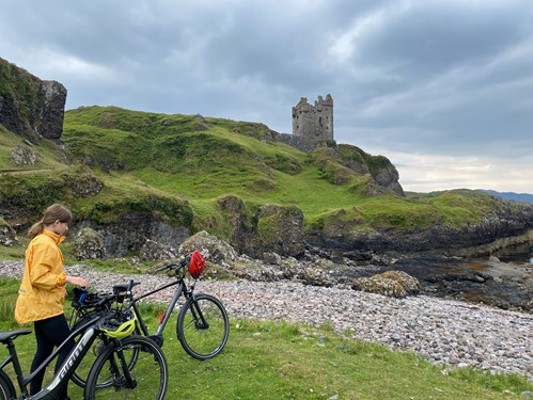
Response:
66,275,90,287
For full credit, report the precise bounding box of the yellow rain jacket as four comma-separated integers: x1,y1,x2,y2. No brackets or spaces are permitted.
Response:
15,229,68,324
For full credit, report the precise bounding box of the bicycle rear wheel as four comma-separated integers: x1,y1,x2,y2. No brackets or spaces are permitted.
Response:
177,293,229,360
84,335,167,400
0,370,16,400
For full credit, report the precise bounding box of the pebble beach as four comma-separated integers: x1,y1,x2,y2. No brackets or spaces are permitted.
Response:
1,260,531,382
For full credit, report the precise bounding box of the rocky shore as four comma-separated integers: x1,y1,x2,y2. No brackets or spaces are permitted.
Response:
0,260,531,383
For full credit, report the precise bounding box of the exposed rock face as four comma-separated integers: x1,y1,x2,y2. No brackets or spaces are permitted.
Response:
75,227,107,260
216,195,305,258
68,173,104,196
0,58,67,141
387,255,533,312
75,213,190,257
39,80,67,140
179,230,239,264
0,217,19,246
255,204,305,257
10,144,37,165
310,146,404,196
178,231,339,286
369,165,404,196
308,203,533,255
139,239,178,261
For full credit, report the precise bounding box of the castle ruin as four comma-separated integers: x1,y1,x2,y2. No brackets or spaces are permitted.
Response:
292,94,333,148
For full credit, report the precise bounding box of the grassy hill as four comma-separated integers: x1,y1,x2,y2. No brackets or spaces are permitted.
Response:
61,106,505,233
2,105,530,259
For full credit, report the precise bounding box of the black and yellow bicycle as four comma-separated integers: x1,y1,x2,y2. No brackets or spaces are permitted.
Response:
0,287,168,399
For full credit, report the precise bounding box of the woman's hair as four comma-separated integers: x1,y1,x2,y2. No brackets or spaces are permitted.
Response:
28,203,73,239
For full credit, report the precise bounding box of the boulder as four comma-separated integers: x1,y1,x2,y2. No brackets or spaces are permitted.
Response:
140,239,178,261
0,217,19,247
351,270,421,298
75,227,106,260
179,230,239,263
10,144,37,165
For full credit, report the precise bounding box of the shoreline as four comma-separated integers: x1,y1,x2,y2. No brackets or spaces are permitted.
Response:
0,259,531,382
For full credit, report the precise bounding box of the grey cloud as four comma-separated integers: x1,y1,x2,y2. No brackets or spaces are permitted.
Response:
1,0,533,191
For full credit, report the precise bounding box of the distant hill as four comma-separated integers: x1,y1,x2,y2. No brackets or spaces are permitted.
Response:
481,190,533,204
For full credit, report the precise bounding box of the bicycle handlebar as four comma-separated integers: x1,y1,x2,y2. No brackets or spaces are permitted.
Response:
72,252,204,310
72,286,129,311
154,257,188,274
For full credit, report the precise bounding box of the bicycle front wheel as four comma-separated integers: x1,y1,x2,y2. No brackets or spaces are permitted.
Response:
84,336,167,400
0,370,16,400
177,293,229,360
70,313,142,389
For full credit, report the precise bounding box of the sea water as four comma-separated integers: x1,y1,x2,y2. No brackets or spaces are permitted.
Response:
492,242,533,264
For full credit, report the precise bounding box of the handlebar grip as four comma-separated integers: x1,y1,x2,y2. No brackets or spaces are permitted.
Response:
155,263,174,272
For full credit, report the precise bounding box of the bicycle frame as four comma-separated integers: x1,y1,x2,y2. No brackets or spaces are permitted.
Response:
1,315,101,399
128,273,197,343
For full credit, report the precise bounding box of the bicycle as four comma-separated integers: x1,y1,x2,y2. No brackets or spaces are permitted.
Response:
69,250,230,388
0,286,168,399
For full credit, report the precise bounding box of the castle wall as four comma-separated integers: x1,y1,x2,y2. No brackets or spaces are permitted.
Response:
292,94,333,150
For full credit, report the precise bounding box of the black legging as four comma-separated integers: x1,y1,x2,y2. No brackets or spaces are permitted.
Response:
30,313,75,396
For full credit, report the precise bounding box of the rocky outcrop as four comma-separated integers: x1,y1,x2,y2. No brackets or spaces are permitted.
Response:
216,195,305,259
139,239,178,261
179,230,239,264
177,230,340,286
369,164,404,196
66,172,104,196
75,227,107,260
352,270,421,298
0,217,19,246
10,143,38,165
0,58,67,142
388,255,533,312
308,201,533,256
255,204,305,257
309,146,404,196
75,213,190,257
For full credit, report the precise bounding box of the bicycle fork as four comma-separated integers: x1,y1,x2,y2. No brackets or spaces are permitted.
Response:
190,297,210,330
108,342,137,390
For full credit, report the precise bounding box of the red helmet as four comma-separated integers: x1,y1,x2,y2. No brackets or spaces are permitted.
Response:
188,250,205,279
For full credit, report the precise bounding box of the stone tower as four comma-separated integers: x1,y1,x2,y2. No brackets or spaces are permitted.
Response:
292,94,333,148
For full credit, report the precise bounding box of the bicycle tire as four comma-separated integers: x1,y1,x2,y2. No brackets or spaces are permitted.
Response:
176,293,229,360
0,370,16,400
70,313,142,389
84,335,167,400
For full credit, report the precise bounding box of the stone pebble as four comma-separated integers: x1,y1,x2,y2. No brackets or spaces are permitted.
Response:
1,260,531,382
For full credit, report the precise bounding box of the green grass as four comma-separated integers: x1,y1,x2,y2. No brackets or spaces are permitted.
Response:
60,106,505,236
0,277,531,399
0,125,69,173
1,105,510,245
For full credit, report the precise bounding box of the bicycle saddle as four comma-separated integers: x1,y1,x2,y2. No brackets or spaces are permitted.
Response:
0,330,31,343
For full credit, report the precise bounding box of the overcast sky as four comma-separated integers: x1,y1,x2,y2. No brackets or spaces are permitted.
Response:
2,0,533,193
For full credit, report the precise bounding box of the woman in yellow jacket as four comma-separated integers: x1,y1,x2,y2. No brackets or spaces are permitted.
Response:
15,204,89,399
